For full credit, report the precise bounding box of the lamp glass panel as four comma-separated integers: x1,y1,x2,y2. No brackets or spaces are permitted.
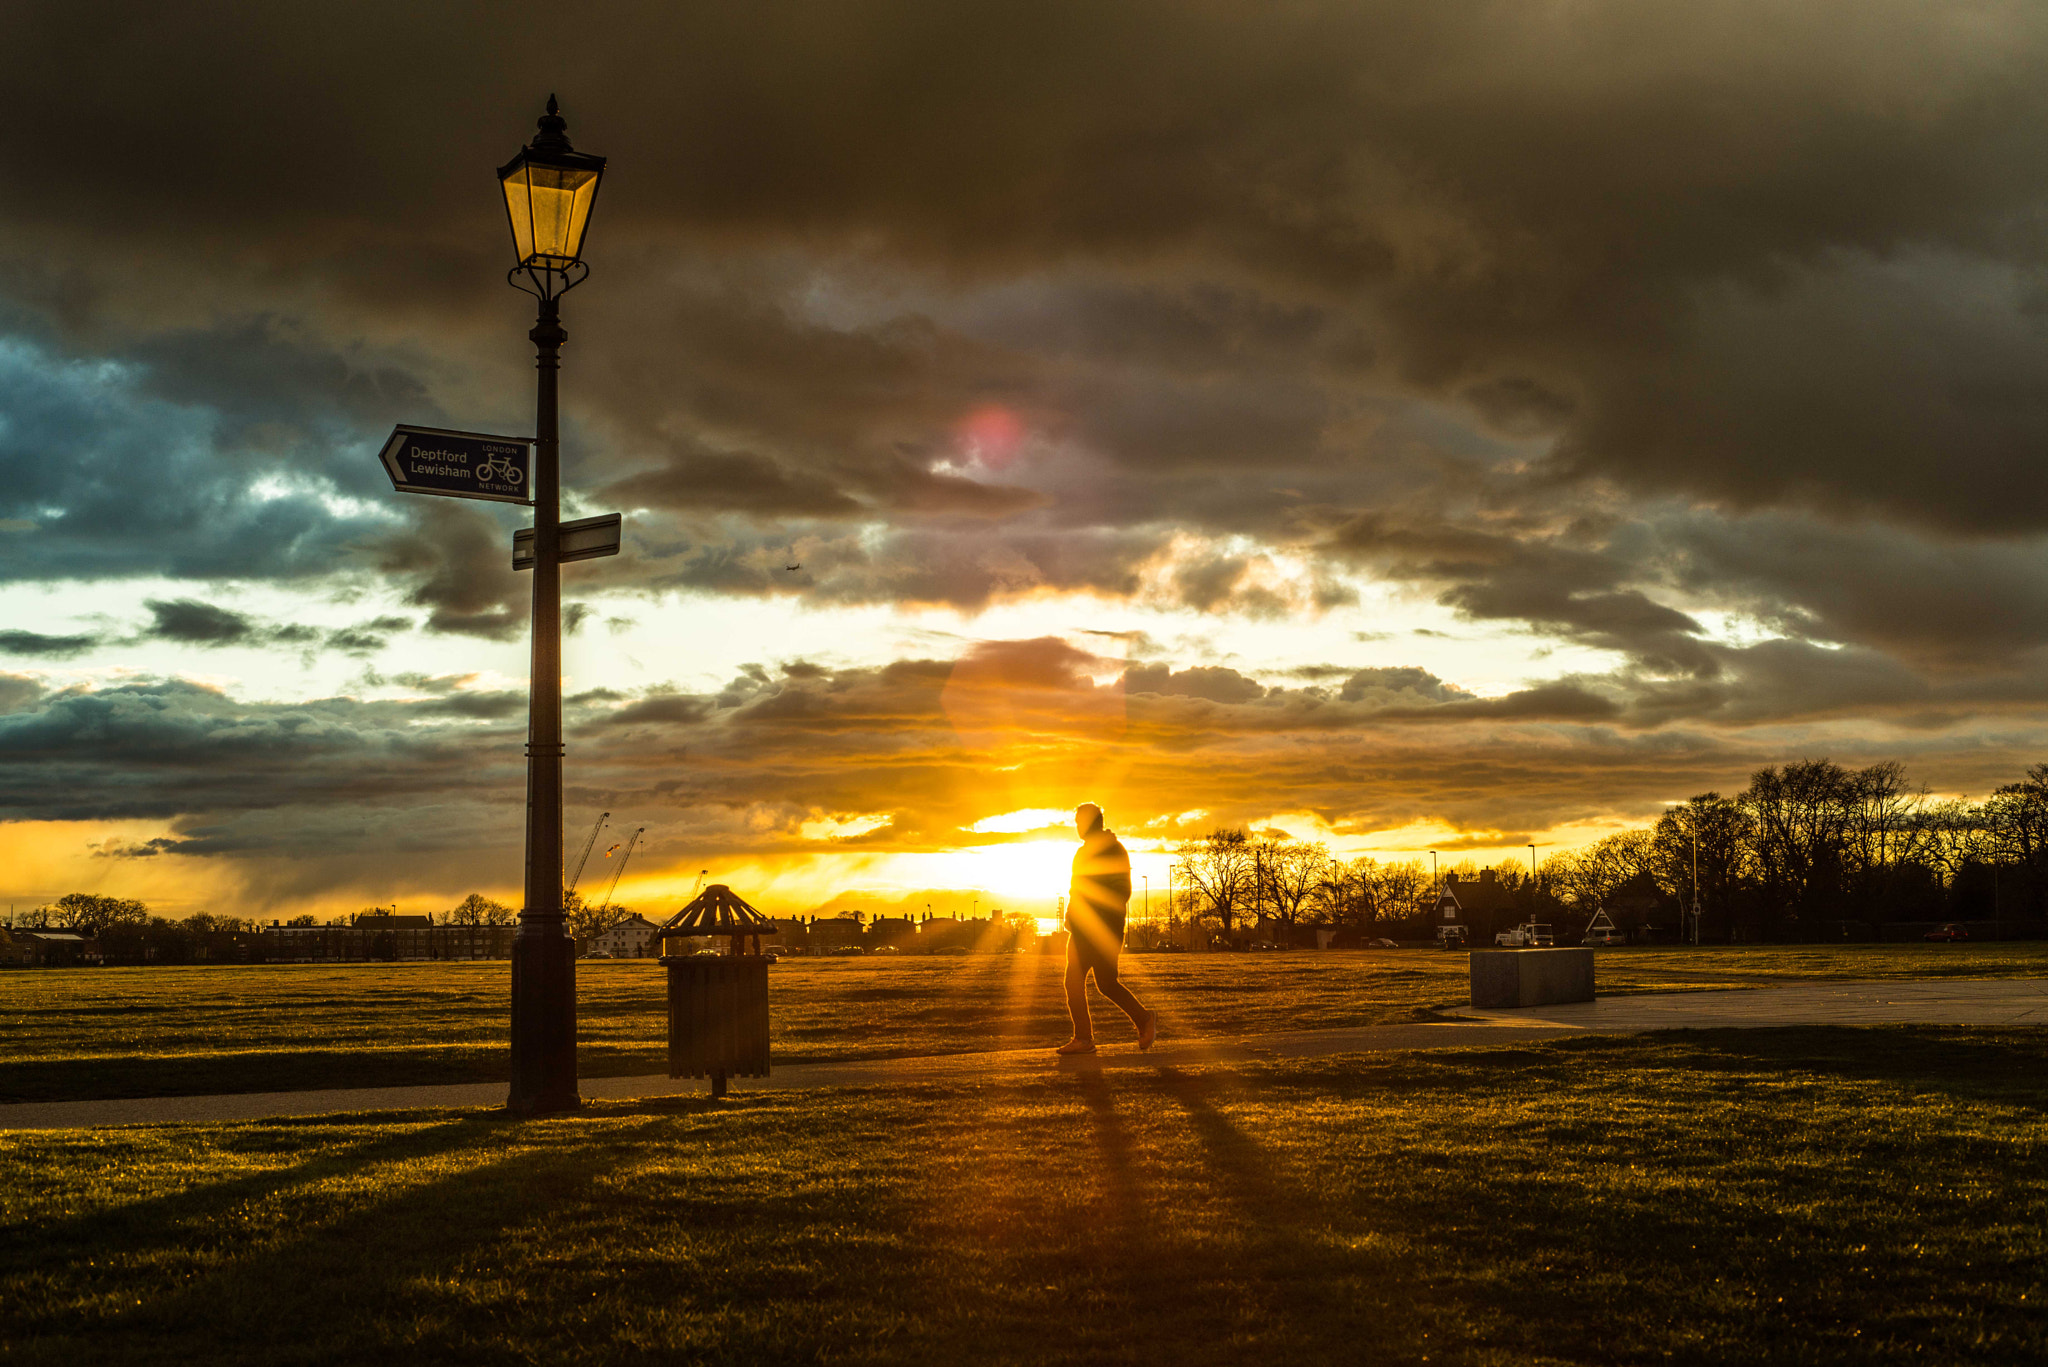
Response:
504,163,600,265
501,168,538,265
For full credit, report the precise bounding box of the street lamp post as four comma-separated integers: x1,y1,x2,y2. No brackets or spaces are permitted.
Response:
1691,828,1701,947
500,96,606,1118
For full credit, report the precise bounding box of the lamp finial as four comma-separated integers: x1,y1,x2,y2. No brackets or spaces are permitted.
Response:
534,95,571,151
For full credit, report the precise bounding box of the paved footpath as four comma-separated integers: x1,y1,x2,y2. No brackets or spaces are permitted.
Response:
1455,975,2048,1031
3,977,2042,1133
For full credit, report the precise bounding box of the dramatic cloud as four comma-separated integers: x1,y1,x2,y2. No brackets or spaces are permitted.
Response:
6,3,2048,912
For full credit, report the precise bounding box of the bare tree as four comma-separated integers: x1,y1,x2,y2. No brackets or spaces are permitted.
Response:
565,888,622,941
1262,841,1331,929
1651,792,1756,939
1549,830,1657,911
1848,760,1927,873
1744,759,1859,926
1919,798,1990,885
1361,857,1430,927
451,893,515,926
50,893,150,937
1985,765,2048,909
1173,828,1254,932
1309,858,1364,925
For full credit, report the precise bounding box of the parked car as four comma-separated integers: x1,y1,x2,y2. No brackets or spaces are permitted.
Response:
584,950,613,960
1924,923,1970,942
1366,937,1399,949
1496,921,1556,948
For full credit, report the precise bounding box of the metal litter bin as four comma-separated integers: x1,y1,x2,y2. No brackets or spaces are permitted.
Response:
650,884,778,1096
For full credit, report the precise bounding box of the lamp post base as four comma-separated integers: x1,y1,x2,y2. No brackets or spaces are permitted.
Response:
507,921,581,1116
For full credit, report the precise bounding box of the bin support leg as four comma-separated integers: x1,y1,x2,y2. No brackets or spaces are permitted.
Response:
711,1070,727,1099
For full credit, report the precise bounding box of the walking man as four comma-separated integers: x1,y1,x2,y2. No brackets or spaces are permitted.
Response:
1058,802,1157,1055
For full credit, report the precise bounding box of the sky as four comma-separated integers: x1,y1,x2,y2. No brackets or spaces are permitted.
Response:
8,1,2048,923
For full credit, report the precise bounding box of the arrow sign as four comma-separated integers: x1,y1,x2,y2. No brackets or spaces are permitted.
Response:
514,512,622,571
379,425,533,505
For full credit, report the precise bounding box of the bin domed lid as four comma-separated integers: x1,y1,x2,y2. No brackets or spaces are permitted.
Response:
654,884,778,936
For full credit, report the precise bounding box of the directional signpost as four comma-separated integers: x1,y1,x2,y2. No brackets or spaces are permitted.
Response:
513,512,621,570
380,412,622,1118
379,425,534,504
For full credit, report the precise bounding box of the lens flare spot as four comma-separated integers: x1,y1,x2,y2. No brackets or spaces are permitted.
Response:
956,404,1025,466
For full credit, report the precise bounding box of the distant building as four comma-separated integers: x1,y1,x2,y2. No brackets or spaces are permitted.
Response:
1435,883,1463,922
1442,870,1524,939
869,916,918,948
586,913,662,958
261,914,514,962
810,915,865,952
0,928,100,967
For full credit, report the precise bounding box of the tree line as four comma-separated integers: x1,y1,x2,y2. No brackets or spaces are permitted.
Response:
1563,758,2048,938
3,890,637,963
1168,758,2048,941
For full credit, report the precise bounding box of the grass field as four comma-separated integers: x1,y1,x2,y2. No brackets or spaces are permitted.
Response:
6,943,2047,1104
3,1026,2042,1365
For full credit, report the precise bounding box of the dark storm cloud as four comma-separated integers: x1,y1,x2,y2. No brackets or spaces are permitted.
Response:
12,0,2048,863
1337,668,1469,706
1124,664,1266,705
0,672,39,713
6,3,2046,560
0,603,412,660
368,501,526,640
1326,511,1719,675
145,599,256,645
1663,511,2048,671
0,311,490,590
0,629,98,658
0,678,520,823
604,443,864,520
133,600,415,657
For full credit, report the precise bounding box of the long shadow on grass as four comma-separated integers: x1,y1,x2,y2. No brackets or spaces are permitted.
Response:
1250,1035,2048,1365
1617,1026,2048,1112
1143,1066,1430,1363
0,1046,684,1105
5,1113,499,1277
1075,1068,1145,1235
13,1111,838,1366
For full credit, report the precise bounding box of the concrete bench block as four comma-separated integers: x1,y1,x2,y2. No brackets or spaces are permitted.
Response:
1470,948,1596,1008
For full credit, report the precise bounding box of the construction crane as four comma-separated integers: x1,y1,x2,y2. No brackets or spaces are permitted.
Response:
567,811,610,894
597,827,646,920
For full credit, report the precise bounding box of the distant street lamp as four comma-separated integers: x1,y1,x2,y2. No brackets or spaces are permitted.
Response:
501,97,606,1118
1690,827,1702,946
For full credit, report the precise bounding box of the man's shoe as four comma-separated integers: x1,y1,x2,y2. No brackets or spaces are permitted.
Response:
1055,1038,1097,1056
1137,1011,1157,1052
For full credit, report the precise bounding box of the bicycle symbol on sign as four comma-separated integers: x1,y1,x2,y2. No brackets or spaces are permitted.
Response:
475,454,524,488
